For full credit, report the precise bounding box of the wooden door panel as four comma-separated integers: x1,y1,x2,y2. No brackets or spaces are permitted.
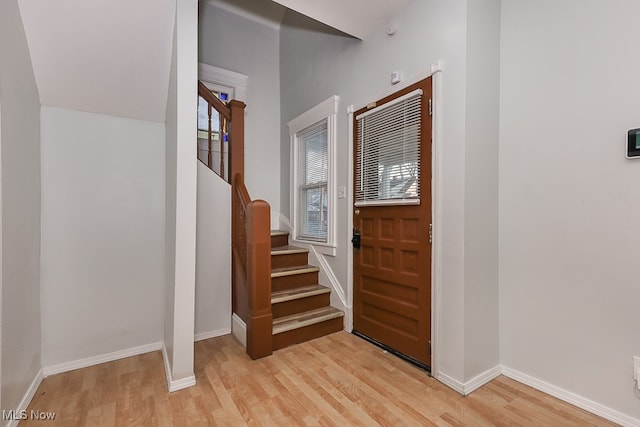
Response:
353,77,432,367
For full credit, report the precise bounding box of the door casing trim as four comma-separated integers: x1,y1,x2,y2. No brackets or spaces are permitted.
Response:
346,63,443,376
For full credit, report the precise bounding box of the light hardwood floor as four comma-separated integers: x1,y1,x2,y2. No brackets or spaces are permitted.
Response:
23,332,615,426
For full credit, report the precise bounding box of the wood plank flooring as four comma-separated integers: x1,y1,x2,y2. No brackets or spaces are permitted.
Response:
22,332,615,426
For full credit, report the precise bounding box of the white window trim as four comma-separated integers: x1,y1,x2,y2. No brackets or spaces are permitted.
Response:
198,62,248,102
288,95,339,256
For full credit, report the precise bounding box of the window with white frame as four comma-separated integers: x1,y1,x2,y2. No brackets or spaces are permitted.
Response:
289,96,339,248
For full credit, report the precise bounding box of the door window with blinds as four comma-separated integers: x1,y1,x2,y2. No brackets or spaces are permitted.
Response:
355,89,422,206
288,96,339,248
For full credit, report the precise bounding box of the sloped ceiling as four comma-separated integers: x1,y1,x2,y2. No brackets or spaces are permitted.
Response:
17,0,176,123
271,0,411,40
17,0,408,122
208,0,286,30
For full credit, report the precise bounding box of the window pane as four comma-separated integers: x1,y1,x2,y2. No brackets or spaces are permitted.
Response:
296,119,328,242
355,90,422,205
299,186,327,239
197,96,220,132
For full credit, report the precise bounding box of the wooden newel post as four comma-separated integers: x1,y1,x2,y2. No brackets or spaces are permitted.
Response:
246,200,273,359
228,100,246,183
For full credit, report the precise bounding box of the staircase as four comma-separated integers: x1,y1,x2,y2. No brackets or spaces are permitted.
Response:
269,230,344,350
197,80,341,357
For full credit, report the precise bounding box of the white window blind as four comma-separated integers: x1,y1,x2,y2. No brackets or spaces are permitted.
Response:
355,89,422,206
296,120,328,242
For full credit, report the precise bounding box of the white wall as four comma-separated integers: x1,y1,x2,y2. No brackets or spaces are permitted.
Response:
463,0,501,381
164,0,178,380
40,107,165,367
163,0,197,390
195,163,231,338
199,2,281,225
0,0,42,415
500,0,640,419
279,1,473,381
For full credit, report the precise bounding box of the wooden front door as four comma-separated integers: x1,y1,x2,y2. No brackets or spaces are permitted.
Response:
352,77,432,367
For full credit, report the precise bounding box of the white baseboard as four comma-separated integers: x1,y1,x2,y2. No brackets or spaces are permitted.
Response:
277,214,291,233
168,375,197,393
42,341,163,377
161,344,196,393
435,371,465,395
194,327,231,342
463,365,503,395
501,366,640,427
231,313,246,348
435,367,502,396
6,369,44,427
437,365,638,425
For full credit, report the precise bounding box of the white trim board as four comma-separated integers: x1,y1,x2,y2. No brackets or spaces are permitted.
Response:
42,341,163,377
6,369,44,427
501,367,640,427
429,67,443,381
162,344,197,393
277,213,292,234
435,366,502,396
198,63,248,102
195,327,231,342
231,313,247,348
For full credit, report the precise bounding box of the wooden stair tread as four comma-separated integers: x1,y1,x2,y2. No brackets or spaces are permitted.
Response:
271,284,330,304
271,245,308,256
271,265,319,278
273,306,344,335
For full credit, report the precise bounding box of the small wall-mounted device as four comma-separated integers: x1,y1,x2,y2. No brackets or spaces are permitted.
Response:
627,128,640,159
391,71,401,85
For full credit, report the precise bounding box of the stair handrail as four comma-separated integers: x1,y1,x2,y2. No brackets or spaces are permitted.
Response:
232,173,273,359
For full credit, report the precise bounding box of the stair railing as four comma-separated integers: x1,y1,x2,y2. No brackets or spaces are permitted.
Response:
197,80,273,359
198,81,230,180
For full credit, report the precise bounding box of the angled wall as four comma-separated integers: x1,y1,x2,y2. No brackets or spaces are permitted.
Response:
0,0,42,415
164,0,197,392
463,0,501,382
